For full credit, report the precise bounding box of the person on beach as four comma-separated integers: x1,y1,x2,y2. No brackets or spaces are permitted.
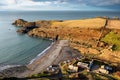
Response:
55,35,59,41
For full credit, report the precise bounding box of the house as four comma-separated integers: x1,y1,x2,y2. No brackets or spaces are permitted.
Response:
77,62,88,69
46,65,60,74
98,65,109,74
68,65,78,72
95,65,110,74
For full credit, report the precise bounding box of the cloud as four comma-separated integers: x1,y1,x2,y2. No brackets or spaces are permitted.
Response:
78,0,120,6
0,0,51,6
17,0,52,6
0,0,16,6
0,0,68,10
0,0,119,10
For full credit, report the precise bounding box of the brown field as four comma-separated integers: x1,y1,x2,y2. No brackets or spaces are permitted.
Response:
52,18,106,28
107,20,120,29
98,49,120,65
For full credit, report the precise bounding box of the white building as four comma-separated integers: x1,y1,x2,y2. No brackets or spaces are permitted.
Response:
77,62,88,69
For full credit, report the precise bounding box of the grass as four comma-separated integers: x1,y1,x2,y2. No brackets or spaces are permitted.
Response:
107,20,120,29
30,72,51,78
91,73,109,80
51,18,106,29
101,31,120,51
60,63,69,74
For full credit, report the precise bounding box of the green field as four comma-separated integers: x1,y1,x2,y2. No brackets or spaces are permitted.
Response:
101,31,120,51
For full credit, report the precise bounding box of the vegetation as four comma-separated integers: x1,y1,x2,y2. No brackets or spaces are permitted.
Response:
52,18,106,29
91,73,115,80
101,31,120,51
114,71,120,79
107,20,120,29
30,72,51,78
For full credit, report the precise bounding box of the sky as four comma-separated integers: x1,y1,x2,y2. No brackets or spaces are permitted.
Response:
0,0,120,11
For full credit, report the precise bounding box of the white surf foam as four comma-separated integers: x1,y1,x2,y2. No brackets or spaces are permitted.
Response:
0,65,21,71
29,42,54,64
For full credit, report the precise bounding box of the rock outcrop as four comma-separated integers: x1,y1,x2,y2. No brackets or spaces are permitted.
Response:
12,19,62,34
12,19,27,27
12,19,38,34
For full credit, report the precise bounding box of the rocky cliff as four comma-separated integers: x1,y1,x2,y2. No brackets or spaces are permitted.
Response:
12,19,62,33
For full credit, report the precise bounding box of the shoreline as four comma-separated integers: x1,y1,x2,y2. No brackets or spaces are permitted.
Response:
29,41,54,65
0,39,81,78
18,40,69,77
0,41,57,78
0,39,54,72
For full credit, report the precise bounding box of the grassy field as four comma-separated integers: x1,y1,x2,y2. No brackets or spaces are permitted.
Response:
52,18,106,29
107,20,120,29
101,31,120,51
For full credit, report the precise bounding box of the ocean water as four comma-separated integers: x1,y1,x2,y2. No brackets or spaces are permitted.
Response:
0,11,120,66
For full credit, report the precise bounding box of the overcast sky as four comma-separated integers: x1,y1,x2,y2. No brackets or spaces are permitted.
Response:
0,0,120,11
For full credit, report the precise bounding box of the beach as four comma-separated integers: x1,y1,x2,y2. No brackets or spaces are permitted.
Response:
18,40,69,77
18,39,81,78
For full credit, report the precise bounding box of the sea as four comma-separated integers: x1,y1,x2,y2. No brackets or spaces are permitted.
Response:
0,11,120,68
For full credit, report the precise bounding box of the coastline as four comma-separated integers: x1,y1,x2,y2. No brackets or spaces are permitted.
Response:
18,40,69,77
0,39,53,71
0,39,81,78
0,39,54,78
0,41,56,78
29,41,54,65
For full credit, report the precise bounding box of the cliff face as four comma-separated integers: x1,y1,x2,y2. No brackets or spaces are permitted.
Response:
28,27,101,46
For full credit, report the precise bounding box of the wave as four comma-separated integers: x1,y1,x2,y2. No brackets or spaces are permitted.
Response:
0,65,21,71
29,42,54,64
